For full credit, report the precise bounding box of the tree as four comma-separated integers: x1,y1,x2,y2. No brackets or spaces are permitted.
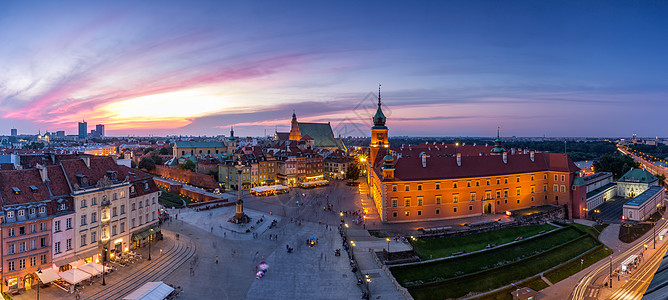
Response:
593,154,639,178
657,174,666,186
178,160,196,172
346,163,361,184
150,151,163,165
138,157,156,171
159,146,173,155
24,142,45,149
131,160,137,168
143,147,156,154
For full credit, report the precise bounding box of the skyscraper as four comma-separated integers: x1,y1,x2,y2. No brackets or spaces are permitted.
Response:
96,124,105,138
10,129,17,136
78,120,87,139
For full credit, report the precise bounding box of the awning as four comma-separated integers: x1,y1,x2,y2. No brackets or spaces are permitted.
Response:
122,281,174,300
59,268,92,285
78,264,101,276
132,225,161,241
76,247,101,261
53,254,79,267
36,268,60,283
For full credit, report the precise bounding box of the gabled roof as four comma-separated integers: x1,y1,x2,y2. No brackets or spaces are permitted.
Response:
618,168,658,183
60,157,129,188
297,122,340,149
0,169,51,205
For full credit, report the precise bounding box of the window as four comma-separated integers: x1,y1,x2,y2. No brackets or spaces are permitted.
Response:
55,242,61,254
392,212,398,217
497,200,500,205
453,182,458,188
113,193,118,200
81,215,87,225
66,239,72,250
417,184,422,191
467,181,471,187
144,183,149,190
517,199,520,203
453,194,459,203
561,185,566,193
505,199,508,204
139,201,143,208
40,222,46,231
435,196,441,204
130,186,136,194
112,225,117,236
553,184,558,192
436,183,440,190
145,214,149,223
486,180,490,186
544,185,547,192
485,191,491,199
39,206,46,213
405,185,410,191
531,196,535,202
30,224,36,233
152,197,156,205
561,175,565,182
8,261,14,271
18,210,24,217
66,218,72,229
40,238,46,248
29,208,35,215
516,187,521,196
405,211,410,217
504,178,508,184
91,232,97,243
30,257,36,267
91,197,97,205
516,177,520,183
81,199,87,208
59,203,66,210
121,191,125,198
554,174,558,181
8,244,14,254
113,207,117,217
504,190,509,197
417,197,423,206
121,205,125,214
54,221,61,232
531,175,535,181
469,205,473,211
19,242,25,252
417,210,422,216
404,198,411,207
139,216,143,224
496,190,501,198
392,185,397,192
132,203,136,211
120,222,125,233
470,193,476,201
476,181,480,187
41,254,47,264
436,209,440,214
81,234,87,246
391,199,398,207
530,186,535,193
19,226,25,235
496,179,500,185
18,260,25,269
145,199,149,207
91,212,97,223
132,218,136,228
454,207,458,212
544,173,548,179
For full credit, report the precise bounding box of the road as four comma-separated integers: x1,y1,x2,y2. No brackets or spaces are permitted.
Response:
571,218,668,300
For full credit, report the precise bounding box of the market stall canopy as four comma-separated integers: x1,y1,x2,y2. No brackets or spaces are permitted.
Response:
78,264,100,276
59,268,92,284
123,281,174,300
36,268,60,283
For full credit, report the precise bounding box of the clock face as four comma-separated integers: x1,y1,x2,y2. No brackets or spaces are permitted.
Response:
377,133,383,140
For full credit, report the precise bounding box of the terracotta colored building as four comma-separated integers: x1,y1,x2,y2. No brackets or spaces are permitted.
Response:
366,92,583,223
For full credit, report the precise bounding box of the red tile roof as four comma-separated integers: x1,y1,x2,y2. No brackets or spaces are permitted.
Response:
0,169,51,205
46,165,72,197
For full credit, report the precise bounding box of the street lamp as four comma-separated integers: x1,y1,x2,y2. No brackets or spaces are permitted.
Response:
386,238,390,253
102,248,108,286
609,254,613,289
148,228,154,260
36,269,41,300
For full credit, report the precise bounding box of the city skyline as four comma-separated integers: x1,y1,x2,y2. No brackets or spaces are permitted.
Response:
1,1,668,137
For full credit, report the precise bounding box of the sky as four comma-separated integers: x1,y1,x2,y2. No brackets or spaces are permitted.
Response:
1,0,668,138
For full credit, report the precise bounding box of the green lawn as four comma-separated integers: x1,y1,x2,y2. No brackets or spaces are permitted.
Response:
158,189,187,208
392,227,583,286
412,224,556,259
571,223,602,238
408,235,599,300
470,276,549,300
545,245,613,284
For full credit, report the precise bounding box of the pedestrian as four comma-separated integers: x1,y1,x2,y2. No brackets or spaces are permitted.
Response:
216,256,219,264
160,249,163,256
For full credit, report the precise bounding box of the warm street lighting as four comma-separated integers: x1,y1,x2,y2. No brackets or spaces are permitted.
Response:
386,238,390,252
148,228,154,260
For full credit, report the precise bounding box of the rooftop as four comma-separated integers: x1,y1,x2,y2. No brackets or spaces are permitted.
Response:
624,186,664,207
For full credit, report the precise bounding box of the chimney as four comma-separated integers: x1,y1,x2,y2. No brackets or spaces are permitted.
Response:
503,152,508,164
422,153,428,168
457,153,462,166
37,164,48,182
523,148,528,154
511,148,516,155
82,156,91,168
530,151,535,162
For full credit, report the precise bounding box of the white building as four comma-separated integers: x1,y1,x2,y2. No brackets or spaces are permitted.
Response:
623,186,665,221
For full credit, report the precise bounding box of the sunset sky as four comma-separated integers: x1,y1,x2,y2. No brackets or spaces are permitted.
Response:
1,1,667,138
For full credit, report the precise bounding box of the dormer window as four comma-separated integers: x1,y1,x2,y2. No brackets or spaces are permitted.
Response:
12,187,20,194
106,170,118,180
39,207,46,214
59,203,66,211
144,182,149,191
7,211,14,218
130,186,136,194
18,210,25,217
29,208,35,215
76,174,89,186
29,185,38,193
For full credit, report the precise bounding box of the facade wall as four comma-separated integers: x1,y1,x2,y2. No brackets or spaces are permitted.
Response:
586,185,617,210
128,190,160,248
617,182,656,199
2,217,52,290
173,146,227,159
376,171,574,223
52,212,76,270
623,189,665,221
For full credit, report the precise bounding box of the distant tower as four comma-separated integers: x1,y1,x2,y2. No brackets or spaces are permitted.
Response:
288,110,301,141
228,127,237,151
96,124,105,138
490,127,506,155
632,131,637,143
370,85,389,165
78,120,87,139
10,128,17,136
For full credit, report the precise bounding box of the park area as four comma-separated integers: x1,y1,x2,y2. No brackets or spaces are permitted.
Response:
391,223,608,299
158,188,189,208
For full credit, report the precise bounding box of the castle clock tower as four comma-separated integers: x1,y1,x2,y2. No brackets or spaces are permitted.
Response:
370,85,389,165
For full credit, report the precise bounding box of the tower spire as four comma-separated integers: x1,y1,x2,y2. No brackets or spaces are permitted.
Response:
497,127,500,139
378,84,381,106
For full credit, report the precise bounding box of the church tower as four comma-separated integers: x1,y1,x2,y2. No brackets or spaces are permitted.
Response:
227,127,237,152
370,85,389,165
490,127,506,155
288,111,301,141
